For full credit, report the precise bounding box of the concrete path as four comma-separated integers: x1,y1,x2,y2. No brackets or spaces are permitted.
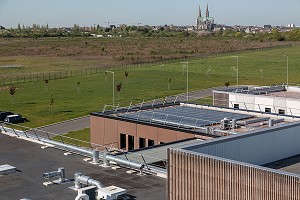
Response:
36,116,90,136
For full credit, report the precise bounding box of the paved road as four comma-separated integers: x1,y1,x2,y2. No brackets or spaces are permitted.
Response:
36,116,90,136
29,86,226,136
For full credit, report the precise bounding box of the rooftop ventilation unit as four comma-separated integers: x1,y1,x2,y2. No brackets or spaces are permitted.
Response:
74,173,127,200
43,167,66,184
0,164,16,175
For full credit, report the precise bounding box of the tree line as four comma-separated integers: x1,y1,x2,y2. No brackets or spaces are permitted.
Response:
0,23,300,41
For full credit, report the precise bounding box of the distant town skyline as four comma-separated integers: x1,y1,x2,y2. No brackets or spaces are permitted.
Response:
0,0,299,28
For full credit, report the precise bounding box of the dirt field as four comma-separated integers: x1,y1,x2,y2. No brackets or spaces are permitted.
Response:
0,37,288,76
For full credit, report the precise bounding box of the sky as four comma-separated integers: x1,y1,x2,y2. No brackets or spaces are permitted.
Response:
0,0,299,28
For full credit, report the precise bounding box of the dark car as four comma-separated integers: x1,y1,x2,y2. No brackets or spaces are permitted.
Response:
4,114,28,124
0,111,14,121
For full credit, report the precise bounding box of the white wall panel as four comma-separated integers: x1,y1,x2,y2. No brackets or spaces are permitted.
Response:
189,123,300,165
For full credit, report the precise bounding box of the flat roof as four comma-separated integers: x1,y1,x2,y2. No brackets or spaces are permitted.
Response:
93,103,297,137
265,91,300,100
263,154,300,175
215,85,286,95
0,134,166,200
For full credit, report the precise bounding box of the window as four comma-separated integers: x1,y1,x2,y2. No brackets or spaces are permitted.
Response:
120,134,126,149
265,107,271,113
128,135,135,150
159,142,165,145
234,104,239,109
148,139,155,147
279,109,285,115
139,137,146,149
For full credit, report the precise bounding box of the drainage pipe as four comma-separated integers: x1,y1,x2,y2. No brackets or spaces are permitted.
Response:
261,118,285,126
42,139,145,172
105,154,145,170
41,139,94,156
237,117,270,126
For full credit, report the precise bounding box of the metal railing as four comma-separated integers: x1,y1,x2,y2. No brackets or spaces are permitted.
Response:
0,121,168,174
0,121,117,152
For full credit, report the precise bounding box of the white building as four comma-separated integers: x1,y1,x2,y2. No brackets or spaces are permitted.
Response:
213,85,300,116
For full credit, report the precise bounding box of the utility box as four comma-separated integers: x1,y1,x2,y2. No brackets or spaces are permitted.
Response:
97,186,127,200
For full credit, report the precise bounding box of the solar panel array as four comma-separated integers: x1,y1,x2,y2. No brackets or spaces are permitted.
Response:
118,106,253,129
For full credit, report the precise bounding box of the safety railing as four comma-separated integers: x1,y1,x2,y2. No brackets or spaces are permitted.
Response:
0,121,118,152
0,121,168,174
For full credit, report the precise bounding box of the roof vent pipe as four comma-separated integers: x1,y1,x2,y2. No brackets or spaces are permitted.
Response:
103,153,110,167
268,119,273,127
43,167,66,183
231,119,237,129
92,150,100,164
205,126,210,134
74,173,104,190
74,172,83,189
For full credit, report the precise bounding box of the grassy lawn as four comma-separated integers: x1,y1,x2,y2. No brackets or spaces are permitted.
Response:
192,96,213,105
0,45,300,128
53,128,90,147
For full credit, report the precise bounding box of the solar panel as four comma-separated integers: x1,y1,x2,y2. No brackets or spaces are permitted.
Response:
119,106,253,130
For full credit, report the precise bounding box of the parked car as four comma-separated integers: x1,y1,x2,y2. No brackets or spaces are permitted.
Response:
0,111,14,121
4,114,28,124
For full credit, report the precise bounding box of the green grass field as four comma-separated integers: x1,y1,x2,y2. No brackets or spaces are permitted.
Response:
53,128,90,147
0,45,299,128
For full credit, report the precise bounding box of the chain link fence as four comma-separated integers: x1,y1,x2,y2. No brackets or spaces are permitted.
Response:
0,44,292,86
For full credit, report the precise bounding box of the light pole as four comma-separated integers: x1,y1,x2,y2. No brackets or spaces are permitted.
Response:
283,55,289,86
259,69,263,81
106,71,115,107
180,62,189,102
232,56,239,87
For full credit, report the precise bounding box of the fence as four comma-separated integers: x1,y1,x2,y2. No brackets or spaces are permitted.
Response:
0,44,292,86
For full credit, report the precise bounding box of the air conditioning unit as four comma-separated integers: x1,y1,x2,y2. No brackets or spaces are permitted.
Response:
97,186,127,200
220,118,230,130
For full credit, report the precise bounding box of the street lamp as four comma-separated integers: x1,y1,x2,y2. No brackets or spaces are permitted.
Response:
259,69,263,81
106,71,115,107
232,56,239,87
180,62,189,102
283,55,289,87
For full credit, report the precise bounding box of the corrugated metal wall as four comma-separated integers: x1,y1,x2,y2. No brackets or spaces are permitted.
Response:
168,148,300,200
186,123,300,165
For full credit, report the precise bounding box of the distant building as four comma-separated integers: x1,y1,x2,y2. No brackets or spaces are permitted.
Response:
110,25,116,30
288,24,296,28
196,4,215,31
264,25,272,30
213,85,300,116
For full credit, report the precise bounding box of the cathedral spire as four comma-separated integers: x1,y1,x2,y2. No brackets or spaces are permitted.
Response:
198,5,202,17
206,3,209,17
